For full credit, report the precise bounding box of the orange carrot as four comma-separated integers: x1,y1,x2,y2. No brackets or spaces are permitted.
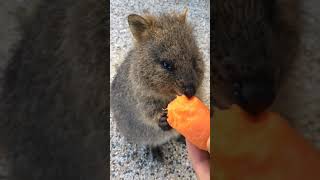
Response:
167,95,210,151
213,105,320,180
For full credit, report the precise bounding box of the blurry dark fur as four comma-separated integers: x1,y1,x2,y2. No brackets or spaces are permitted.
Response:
213,0,301,114
111,11,204,148
0,0,107,179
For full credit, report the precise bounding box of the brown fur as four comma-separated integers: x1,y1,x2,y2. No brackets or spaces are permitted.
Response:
0,0,107,179
111,11,204,150
213,0,301,114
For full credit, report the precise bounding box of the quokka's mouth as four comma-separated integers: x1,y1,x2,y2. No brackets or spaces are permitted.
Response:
173,82,183,96
174,89,183,96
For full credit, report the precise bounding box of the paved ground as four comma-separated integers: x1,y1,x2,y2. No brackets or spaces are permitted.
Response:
110,0,210,179
270,0,320,147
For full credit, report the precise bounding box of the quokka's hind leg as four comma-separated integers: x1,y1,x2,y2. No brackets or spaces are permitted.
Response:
145,146,164,162
176,135,186,145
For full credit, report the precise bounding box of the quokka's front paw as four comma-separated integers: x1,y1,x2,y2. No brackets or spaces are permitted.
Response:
158,110,172,131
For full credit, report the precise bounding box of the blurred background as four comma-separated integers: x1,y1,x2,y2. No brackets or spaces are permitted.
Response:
270,0,320,148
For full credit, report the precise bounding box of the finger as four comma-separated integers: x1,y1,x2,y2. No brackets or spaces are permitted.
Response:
207,138,210,153
186,140,210,180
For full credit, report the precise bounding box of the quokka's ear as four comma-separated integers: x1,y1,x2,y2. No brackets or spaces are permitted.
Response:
179,8,188,23
128,14,152,42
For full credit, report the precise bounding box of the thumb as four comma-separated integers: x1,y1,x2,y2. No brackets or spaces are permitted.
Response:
207,138,210,153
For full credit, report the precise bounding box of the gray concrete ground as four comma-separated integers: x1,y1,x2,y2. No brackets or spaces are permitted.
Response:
271,0,320,147
110,0,210,179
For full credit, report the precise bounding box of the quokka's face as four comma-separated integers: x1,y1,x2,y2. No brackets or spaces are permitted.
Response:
213,0,300,115
128,11,204,98
213,45,280,115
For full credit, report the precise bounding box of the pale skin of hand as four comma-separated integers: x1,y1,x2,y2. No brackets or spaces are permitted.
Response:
186,138,210,180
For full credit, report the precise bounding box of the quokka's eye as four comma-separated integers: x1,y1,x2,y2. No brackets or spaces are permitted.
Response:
161,60,174,72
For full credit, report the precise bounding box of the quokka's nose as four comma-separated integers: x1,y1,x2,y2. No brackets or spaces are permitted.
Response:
233,81,275,115
183,84,196,98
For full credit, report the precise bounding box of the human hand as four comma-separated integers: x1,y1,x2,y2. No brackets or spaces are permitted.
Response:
186,138,210,180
